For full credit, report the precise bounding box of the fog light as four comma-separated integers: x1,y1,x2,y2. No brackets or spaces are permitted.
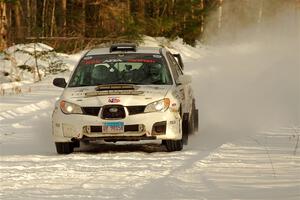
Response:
155,125,164,133
152,121,166,135
83,126,91,134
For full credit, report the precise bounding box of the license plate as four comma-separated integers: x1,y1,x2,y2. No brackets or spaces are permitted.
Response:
102,122,124,133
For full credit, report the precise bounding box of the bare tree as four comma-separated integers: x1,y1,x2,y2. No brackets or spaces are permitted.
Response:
61,0,67,36
15,1,22,39
42,0,47,37
80,0,86,37
50,0,56,37
0,1,8,50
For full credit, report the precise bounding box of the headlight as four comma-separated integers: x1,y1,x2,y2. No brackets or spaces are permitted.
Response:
144,98,170,113
60,100,83,114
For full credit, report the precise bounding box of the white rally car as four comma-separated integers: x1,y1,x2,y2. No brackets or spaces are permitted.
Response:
52,43,198,154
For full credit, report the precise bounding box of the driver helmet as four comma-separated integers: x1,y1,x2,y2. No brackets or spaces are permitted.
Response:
149,63,161,82
125,64,132,71
91,65,109,83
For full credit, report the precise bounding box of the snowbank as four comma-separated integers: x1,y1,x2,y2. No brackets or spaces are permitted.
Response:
0,43,70,85
141,35,208,60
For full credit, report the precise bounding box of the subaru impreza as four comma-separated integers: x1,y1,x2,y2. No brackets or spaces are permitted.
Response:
52,43,198,154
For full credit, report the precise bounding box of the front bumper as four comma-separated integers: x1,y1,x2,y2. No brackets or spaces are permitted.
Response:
52,106,182,142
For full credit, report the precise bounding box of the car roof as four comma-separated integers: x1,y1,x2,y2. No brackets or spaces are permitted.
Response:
86,46,163,56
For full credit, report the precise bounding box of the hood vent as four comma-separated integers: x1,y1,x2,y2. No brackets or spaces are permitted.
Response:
85,90,144,97
95,84,137,91
84,84,143,97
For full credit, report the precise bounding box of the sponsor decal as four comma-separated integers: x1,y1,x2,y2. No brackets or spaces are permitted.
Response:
103,59,122,63
108,97,120,103
83,59,101,65
127,59,156,63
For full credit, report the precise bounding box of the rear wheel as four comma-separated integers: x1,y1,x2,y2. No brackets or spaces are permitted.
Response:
192,99,198,133
55,142,74,154
164,140,183,152
188,111,195,135
182,113,189,145
194,109,199,132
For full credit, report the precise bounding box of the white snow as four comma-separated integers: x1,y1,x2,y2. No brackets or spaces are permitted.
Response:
0,9,299,200
0,43,71,86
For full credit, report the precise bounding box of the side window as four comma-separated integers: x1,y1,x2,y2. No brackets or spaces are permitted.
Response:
169,53,183,76
166,52,183,82
166,52,179,81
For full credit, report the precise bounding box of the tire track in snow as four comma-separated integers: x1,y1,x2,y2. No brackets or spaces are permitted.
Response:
0,99,55,122
0,151,197,200
131,141,222,200
0,77,63,154
169,128,300,200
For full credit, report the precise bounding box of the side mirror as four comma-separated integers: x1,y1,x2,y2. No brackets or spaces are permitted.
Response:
53,78,67,88
177,75,191,85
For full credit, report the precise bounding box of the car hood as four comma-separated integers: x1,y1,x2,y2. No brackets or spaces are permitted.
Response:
61,85,172,106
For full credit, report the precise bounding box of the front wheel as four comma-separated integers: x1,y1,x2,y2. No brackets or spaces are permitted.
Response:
55,142,74,154
164,140,183,152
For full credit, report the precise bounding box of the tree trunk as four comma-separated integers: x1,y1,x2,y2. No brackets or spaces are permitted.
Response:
0,2,8,50
33,43,42,81
81,0,86,37
137,0,145,21
61,0,67,36
15,1,22,39
42,0,47,37
50,0,56,37
31,0,37,37
200,0,204,33
26,0,31,36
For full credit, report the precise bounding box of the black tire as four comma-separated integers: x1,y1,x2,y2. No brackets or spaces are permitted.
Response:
73,140,80,148
194,109,199,132
182,113,189,145
164,140,183,152
191,99,198,133
188,111,195,135
55,142,74,154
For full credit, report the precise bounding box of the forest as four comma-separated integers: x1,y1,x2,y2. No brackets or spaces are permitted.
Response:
0,0,297,52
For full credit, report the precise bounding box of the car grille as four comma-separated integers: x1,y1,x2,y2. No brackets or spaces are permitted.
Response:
90,126,102,132
126,106,146,115
81,107,101,116
81,105,145,117
124,125,139,132
101,105,126,119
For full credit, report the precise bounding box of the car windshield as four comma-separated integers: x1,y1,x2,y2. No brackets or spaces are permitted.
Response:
68,54,173,87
